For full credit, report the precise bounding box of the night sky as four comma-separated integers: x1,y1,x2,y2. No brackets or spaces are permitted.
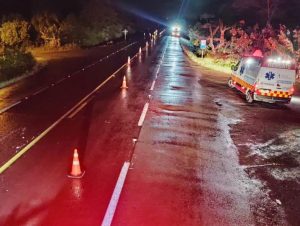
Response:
0,0,300,26
119,0,300,26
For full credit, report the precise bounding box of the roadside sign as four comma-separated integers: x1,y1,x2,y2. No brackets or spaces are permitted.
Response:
200,40,207,49
122,29,128,40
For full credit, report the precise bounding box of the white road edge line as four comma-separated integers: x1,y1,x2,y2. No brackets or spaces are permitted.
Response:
0,101,22,114
150,80,156,91
101,161,130,226
138,102,149,127
68,102,88,119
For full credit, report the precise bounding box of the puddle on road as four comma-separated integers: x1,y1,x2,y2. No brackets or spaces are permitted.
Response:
232,121,300,225
247,129,300,169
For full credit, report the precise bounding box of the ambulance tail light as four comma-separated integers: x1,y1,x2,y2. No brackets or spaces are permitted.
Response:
254,83,261,95
290,85,295,95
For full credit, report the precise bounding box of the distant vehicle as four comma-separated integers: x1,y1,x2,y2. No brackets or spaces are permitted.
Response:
228,50,296,104
171,25,181,37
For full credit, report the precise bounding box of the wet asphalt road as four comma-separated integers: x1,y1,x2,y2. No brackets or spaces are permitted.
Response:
195,63,300,225
0,35,300,226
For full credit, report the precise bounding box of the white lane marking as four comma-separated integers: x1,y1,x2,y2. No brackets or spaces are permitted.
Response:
0,60,129,174
33,87,48,96
150,80,156,91
68,102,88,119
155,41,167,79
101,161,130,226
0,101,22,114
156,65,161,76
56,77,67,84
138,102,149,127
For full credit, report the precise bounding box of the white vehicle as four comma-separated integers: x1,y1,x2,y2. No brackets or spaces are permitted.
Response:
171,25,181,37
228,50,296,104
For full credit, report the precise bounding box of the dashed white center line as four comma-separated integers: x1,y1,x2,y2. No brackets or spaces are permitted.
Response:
101,35,165,225
150,80,156,91
101,161,130,226
156,65,161,75
33,87,48,96
56,77,67,84
138,102,149,127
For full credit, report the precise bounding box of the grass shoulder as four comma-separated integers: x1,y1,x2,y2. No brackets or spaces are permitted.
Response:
180,38,300,90
0,49,37,85
180,38,236,75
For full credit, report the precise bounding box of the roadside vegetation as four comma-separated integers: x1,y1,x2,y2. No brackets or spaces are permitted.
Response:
0,16,36,83
185,7,300,78
0,0,135,84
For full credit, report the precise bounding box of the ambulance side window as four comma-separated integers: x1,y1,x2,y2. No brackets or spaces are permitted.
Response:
239,59,245,75
240,65,245,75
245,58,262,78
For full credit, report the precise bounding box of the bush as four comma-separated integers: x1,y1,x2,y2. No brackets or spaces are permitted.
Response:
81,24,123,46
0,49,36,82
0,19,29,48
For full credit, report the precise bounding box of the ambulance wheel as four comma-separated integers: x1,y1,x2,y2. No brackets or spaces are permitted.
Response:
227,78,234,88
246,91,254,103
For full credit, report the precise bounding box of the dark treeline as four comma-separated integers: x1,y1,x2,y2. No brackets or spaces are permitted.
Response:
0,0,138,48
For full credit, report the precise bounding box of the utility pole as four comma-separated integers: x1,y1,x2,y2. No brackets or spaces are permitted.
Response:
266,0,272,25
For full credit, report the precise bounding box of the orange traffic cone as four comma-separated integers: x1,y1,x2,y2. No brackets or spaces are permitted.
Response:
128,56,131,65
121,76,128,89
146,41,149,47
68,149,85,178
139,47,142,55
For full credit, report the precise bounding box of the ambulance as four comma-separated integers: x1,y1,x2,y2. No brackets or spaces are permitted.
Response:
228,50,296,104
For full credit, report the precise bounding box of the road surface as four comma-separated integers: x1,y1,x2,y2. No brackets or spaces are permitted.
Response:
0,35,299,226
